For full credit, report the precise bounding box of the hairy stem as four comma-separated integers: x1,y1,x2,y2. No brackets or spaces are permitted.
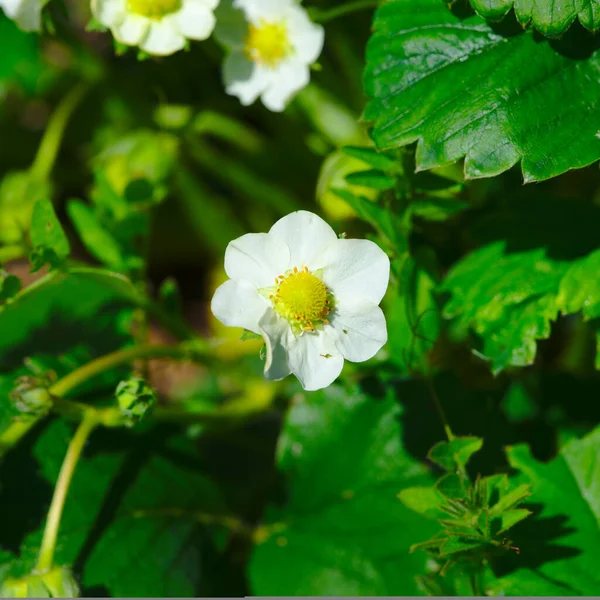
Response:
31,83,89,181
35,413,99,572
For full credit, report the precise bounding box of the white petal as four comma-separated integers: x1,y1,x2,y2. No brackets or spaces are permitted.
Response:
7,0,42,31
91,0,125,27
211,279,269,334
140,17,185,55
331,301,387,363
224,232,290,287
259,309,292,381
111,12,149,45
287,5,324,64
233,0,293,22
200,0,219,9
214,0,247,49
268,210,337,270
320,238,390,305
287,330,344,391
0,0,22,19
260,59,310,112
174,0,215,40
223,52,272,106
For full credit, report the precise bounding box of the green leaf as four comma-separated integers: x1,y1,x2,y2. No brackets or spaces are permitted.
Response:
436,473,467,500
398,486,446,520
440,242,567,373
498,508,532,534
364,0,600,182
0,268,141,366
249,385,437,595
342,146,398,171
428,436,483,472
345,169,396,190
557,248,600,320
490,428,600,595
67,200,125,269
0,273,21,303
29,199,70,271
467,0,600,36
488,483,531,517
14,420,225,597
240,329,262,342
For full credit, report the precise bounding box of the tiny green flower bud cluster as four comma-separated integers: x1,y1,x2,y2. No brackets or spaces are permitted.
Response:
0,566,79,598
116,377,156,427
10,376,53,418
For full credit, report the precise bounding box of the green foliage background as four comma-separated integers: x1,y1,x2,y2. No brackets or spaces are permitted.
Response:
0,0,600,596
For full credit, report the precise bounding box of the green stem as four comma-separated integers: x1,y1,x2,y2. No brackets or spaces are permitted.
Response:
0,420,38,458
311,0,379,23
31,83,89,181
427,378,454,442
35,413,99,572
49,343,209,399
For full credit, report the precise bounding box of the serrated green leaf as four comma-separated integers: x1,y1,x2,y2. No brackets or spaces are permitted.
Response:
488,483,531,517
249,385,437,595
67,200,125,269
467,0,600,36
428,436,483,472
345,169,396,190
498,508,532,534
557,249,600,320
491,428,600,595
364,0,600,182
439,537,482,557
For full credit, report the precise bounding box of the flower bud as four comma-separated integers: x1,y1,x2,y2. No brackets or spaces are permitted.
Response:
10,376,53,418
0,566,79,598
116,377,156,427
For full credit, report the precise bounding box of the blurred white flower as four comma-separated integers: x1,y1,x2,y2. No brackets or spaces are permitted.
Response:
0,0,44,32
211,210,390,391
92,0,218,56
214,0,324,112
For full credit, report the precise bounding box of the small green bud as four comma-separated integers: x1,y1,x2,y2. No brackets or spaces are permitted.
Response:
10,376,53,418
1,566,79,598
116,377,156,427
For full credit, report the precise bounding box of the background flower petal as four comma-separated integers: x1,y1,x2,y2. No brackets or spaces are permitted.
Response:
233,0,293,22
287,331,344,391
140,18,185,55
211,279,269,334
112,13,150,45
223,53,272,106
321,238,390,306
287,6,324,64
92,0,125,27
224,232,290,287
269,210,337,269
331,301,387,363
261,59,310,112
214,0,248,49
175,0,215,40
259,309,292,381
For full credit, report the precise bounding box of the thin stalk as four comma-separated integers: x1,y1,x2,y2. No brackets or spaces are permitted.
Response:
50,343,209,398
35,413,99,572
31,83,89,181
427,378,454,442
311,0,379,23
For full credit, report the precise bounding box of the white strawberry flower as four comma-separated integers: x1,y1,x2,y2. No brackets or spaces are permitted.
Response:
91,0,218,56
0,0,44,31
211,211,390,391
214,0,324,112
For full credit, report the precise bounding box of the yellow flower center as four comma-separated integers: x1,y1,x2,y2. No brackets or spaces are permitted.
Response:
269,266,334,333
127,0,180,18
245,20,292,68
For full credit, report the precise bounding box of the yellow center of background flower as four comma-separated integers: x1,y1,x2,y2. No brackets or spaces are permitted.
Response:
245,20,292,68
128,0,180,19
271,267,333,332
